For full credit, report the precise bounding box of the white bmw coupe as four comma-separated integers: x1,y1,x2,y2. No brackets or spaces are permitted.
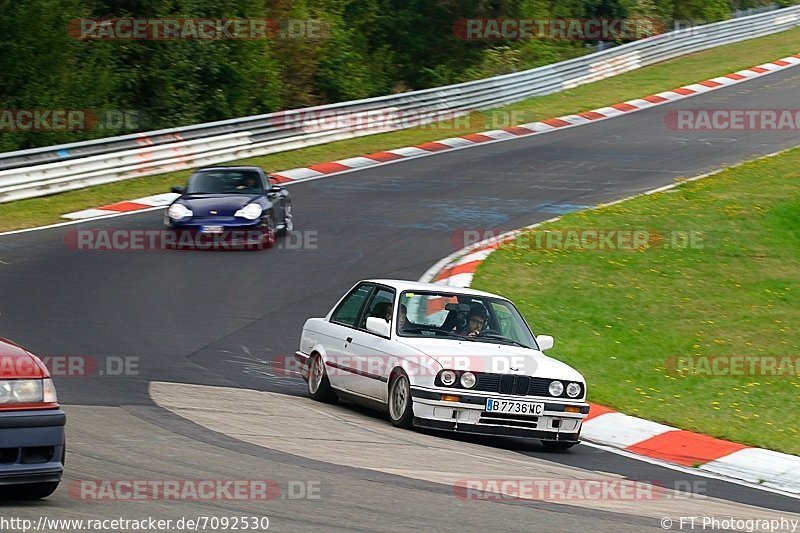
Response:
295,280,589,450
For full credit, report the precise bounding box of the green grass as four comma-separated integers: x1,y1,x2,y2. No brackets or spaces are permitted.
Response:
472,149,800,455
1,28,799,233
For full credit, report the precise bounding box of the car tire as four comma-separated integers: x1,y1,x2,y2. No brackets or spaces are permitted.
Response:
0,481,59,500
541,440,577,451
388,370,414,428
282,202,293,235
308,353,337,403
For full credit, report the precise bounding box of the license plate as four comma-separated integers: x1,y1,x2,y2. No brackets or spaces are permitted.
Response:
485,398,544,416
201,225,224,234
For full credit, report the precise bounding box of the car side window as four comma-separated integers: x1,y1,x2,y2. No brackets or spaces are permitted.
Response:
359,288,396,330
331,284,373,328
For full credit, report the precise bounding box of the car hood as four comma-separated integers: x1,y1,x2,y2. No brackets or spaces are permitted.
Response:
0,337,48,379
178,194,262,216
396,337,584,382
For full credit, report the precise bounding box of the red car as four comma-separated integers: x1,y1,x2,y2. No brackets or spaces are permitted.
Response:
0,338,65,499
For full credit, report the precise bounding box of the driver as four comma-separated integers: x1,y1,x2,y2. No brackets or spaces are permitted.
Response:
236,175,260,191
456,305,488,337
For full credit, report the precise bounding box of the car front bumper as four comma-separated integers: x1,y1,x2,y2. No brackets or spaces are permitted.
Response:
0,409,66,486
410,386,587,442
165,217,273,248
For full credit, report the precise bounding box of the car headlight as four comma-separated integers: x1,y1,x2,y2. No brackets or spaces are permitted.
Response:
440,370,457,386
234,203,263,220
548,380,564,397
0,379,45,404
460,372,477,389
566,382,582,398
167,203,193,220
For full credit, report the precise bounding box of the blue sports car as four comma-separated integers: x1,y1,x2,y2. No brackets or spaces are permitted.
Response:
165,166,293,249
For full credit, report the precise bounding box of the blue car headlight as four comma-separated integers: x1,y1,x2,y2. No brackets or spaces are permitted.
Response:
234,203,263,220
168,204,193,220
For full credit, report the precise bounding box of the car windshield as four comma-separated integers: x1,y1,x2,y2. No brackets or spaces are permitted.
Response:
397,290,538,349
185,170,264,194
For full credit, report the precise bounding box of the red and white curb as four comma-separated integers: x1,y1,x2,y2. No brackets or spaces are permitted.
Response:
62,53,800,221
418,197,800,497
267,53,800,184
63,192,179,220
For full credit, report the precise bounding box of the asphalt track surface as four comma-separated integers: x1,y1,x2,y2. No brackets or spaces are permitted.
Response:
1,65,800,531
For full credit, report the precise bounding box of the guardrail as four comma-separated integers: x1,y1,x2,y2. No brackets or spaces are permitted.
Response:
1,6,798,203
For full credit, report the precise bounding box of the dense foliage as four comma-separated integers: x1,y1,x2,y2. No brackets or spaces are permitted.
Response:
0,0,792,151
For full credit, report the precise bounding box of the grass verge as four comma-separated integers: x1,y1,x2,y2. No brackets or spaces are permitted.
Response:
1,27,799,233
471,148,800,455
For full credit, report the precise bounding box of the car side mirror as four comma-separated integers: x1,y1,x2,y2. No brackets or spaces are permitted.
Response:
365,317,390,337
536,335,554,351
267,185,283,194
171,186,185,194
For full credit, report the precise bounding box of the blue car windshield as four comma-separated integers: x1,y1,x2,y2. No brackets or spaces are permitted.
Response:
185,171,264,194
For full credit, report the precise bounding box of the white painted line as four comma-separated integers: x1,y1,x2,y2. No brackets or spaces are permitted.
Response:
388,147,431,157
592,107,627,118
681,83,716,94
132,193,180,206
436,138,476,148
580,440,800,500
518,122,556,133
335,156,380,169
62,208,116,220
623,99,660,109
559,115,593,126
1,205,168,237
453,247,500,266
708,76,739,86
581,413,675,448
433,272,474,288
653,91,688,101
273,167,325,180
701,448,800,495
480,130,517,140
755,62,782,72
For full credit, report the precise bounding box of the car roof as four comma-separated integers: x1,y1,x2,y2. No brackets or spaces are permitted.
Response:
364,279,508,300
195,166,264,172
